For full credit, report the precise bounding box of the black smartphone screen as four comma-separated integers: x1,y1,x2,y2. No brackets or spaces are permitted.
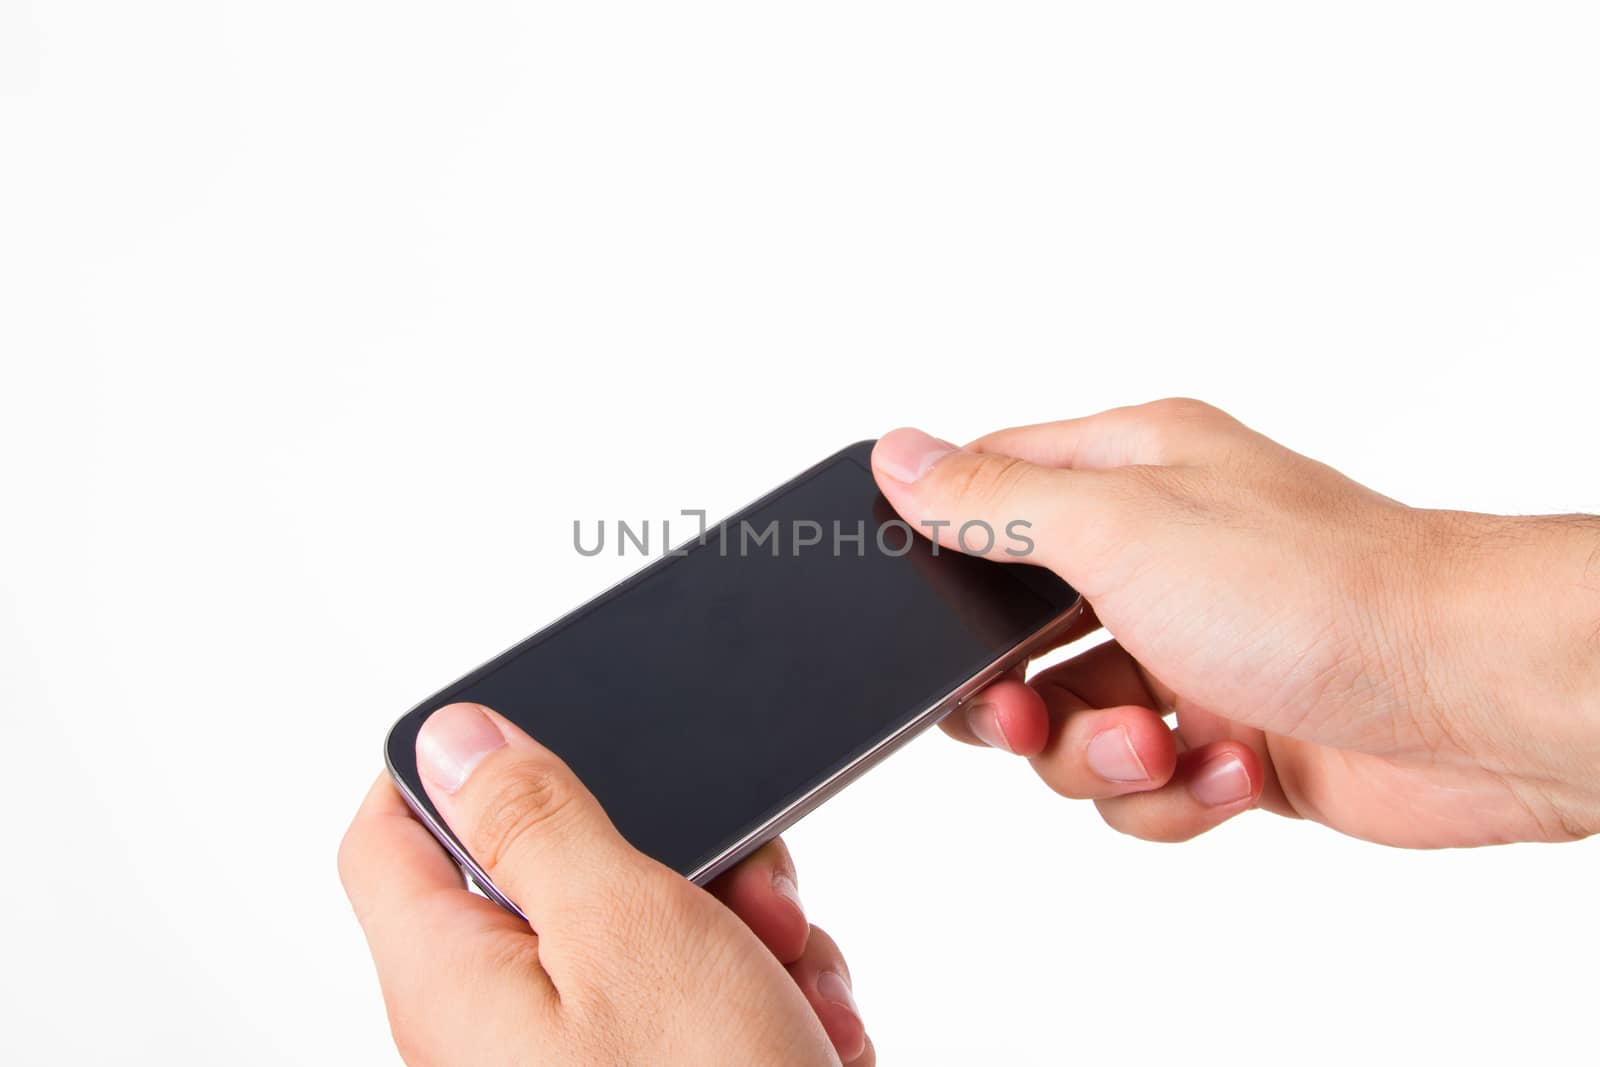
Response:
387,442,1077,881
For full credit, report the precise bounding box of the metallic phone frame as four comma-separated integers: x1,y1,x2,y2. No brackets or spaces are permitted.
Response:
383,442,1083,920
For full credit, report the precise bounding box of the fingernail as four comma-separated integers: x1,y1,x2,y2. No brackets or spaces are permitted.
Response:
874,428,956,484
1189,753,1252,808
1085,726,1149,783
817,970,859,1018
965,702,1015,753
416,703,507,794
772,872,804,918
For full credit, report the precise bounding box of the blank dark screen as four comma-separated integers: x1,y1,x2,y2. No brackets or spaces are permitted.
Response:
390,455,1070,877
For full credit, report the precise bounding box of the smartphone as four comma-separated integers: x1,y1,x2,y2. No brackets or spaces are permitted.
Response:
386,440,1081,917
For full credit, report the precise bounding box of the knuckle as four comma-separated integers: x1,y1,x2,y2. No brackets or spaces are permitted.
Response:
335,824,375,918
1134,397,1235,464
940,454,1033,505
804,923,851,978
335,826,359,896
1144,396,1223,423
470,759,583,871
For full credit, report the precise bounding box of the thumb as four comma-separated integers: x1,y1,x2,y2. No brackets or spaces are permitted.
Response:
415,702,657,959
870,427,1103,575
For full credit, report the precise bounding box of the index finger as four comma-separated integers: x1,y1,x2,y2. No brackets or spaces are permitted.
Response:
338,775,546,1004
339,774,463,922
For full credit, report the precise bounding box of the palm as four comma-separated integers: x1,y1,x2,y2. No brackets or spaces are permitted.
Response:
1110,625,1553,849
1259,731,1547,847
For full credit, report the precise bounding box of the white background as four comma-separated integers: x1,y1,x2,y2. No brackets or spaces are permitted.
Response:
3,2,1597,1064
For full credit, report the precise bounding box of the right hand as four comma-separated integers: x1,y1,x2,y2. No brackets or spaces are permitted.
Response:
872,399,1600,847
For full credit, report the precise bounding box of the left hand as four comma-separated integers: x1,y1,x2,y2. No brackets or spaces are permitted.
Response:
339,702,873,1065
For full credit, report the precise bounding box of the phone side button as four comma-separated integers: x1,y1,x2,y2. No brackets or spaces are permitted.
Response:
954,656,1027,709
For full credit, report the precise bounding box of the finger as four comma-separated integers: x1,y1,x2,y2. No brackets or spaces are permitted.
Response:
787,925,869,1065
1030,696,1178,800
968,398,1245,470
1169,705,1297,818
939,675,1050,756
870,428,1116,575
1094,741,1264,842
707,838,809,964
414,702,660,976
338,775,549,1017
340,773,464,918
1020,640,1180,796
1031,637,1163,712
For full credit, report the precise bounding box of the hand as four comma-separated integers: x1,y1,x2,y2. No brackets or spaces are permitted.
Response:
872,399,1600,847
339,703,873,1066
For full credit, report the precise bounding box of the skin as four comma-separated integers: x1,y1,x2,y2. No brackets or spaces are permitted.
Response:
342,398,1600,1064
339,703,872,1066
874,399,1600,846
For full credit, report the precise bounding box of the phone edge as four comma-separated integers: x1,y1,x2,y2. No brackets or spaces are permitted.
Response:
681,596,1083,885
380,437,1082,916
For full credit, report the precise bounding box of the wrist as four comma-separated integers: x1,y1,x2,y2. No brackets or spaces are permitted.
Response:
1419,511,1600,837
